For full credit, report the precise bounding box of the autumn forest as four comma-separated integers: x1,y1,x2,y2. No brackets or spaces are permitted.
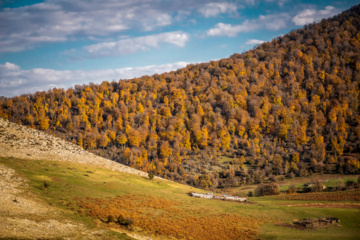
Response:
1,4,360,190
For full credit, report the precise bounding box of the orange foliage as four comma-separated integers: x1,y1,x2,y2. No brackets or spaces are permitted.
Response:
76,194,263,240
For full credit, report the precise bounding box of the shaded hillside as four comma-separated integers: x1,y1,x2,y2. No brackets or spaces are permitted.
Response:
1,4,360,188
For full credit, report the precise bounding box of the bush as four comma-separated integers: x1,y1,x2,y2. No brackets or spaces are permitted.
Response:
255,183,280,196
43,181,50,188
268,175,278,183
312,180,324,192
107,215,115,223
286,184,297,194
346,180,355,189
248,191,254,197
118,215,134,226
148,173,154,180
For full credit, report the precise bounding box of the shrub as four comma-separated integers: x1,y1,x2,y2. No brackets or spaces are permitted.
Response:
118,215,133,226
346,180,355,189
268,175,278,183
255,183,280,196
43,181,50,188
107,215,115,223
286,184,297,194
311,180,324,192
248,191,254,197
148,173,154,180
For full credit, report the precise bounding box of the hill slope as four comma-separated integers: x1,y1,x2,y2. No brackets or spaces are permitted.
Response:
1,4,360,188
0,118,148,177
1,118,360,239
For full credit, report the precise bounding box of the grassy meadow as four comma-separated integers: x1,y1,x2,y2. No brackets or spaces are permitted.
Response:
1,157,359,240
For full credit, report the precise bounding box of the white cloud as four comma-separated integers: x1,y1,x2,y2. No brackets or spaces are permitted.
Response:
244,0,256,5
0,62,190,97
198,2,238,18
207,23,250,37
207,13,290,37
0,0,183,53
265,0,288,7
83,31,189,57
292,6,339,26
1,0,249,53
245,39,265,44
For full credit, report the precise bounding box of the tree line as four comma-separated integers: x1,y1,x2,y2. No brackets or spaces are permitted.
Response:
1,4,360,189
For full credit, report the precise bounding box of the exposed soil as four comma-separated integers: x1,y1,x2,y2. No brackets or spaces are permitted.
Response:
277,217,341,231
276,223,311,231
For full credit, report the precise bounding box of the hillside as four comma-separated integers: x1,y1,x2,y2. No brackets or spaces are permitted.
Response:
0,118,149,177
1,4,360,188
1,119,360,239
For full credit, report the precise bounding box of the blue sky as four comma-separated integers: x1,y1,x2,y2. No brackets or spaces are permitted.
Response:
0,0,359,97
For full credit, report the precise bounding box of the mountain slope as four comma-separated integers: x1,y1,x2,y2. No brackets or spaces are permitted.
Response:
1,120,359,240
1,4,360,188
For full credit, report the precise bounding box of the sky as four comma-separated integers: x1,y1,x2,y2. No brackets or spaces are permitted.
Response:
0,0,359,97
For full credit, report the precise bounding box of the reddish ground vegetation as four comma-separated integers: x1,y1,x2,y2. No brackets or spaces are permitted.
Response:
276,203,360,209
76,194,263,239
276,191,360,201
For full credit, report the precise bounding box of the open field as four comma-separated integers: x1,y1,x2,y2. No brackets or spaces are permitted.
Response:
224,174,360,197
1,156,360,239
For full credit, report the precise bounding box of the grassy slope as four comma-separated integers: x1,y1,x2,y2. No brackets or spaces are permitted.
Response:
1,157,359,240
226,174,360,196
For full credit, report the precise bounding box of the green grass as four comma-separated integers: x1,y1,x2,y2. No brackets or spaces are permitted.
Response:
229,174,360,196
1,156,360,240
219,156,233,163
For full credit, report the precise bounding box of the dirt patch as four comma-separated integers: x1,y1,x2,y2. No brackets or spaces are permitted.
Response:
277,217,341,231
276,202,360,209
52,176,63,182
276,223,310,231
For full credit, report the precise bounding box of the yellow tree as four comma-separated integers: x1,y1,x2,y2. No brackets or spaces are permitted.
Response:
160,141,172,165
218,128,231,150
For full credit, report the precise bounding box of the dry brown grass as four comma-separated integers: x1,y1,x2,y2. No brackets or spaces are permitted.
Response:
276,203,360,209
276,191,360,201
76,194,263,240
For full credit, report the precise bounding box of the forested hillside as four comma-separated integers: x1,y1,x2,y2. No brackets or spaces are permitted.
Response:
1,4,360,189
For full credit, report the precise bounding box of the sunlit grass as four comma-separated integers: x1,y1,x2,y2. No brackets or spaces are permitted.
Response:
1,156,360,240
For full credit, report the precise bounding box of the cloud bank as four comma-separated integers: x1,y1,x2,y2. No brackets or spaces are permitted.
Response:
198,2,238,18
207,13,290,37
0,62,190,97
245,39,265,44
292,6,339,26
84,31,189,57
